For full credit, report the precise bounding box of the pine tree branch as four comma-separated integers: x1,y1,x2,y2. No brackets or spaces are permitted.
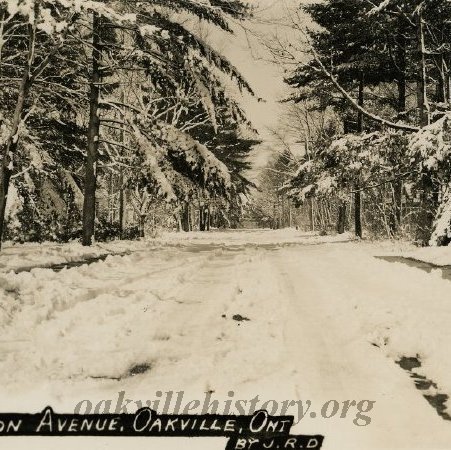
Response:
98,139,134,152
351,171,414,193
308,45,420,133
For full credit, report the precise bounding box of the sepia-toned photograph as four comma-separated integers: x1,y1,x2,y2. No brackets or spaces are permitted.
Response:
0,0,450,449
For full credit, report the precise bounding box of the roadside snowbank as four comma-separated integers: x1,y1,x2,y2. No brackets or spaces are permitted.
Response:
0,240,149,273
400,245,451,266
0,230,354,273
154,229,355,246
355,238,451,267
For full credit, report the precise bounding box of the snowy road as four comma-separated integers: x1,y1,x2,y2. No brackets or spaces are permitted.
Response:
0,231,451,449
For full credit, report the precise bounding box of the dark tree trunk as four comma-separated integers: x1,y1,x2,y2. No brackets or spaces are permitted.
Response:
354,72,364,239
415,8,436,245
199,206,206,231
390,180,403,236
437,67,446,104
0,166,11,248
447,70,451,105
435,23,447,104
308,198,314,231
210,207,216,229
354,189,362,238
119,170,125,239
206,205,210,231
337,202,347,234
397,76,407,117
118,89,126,239
396,17,407,117
139,215,145,238
416,8,430,127
389,20,407,236
82,12,102,246
0,67,32,249
181,202,191,232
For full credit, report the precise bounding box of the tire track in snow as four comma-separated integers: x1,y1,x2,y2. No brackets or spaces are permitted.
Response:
269,245,451,448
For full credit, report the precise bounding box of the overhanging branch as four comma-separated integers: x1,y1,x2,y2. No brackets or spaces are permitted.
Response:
307,43,420,133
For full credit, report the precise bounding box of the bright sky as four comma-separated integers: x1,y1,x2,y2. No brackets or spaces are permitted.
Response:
214,0,309,171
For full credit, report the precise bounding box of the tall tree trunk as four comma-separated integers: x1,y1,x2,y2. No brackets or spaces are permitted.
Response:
0,41,34,249
181,202,191,232
436,60,446,104
337,202,346,234
119,169,125,238
354,72,364,239
199,205,205,231
82,12,102,246
307,198,314,231
447,68,451,105
118,87,126,239
354,189,362,238
206,205,210,231
281,194,285,228
435,23,447,105
397,74,407,117
108,171,114,224
415,7,436,245
392,181,403,234
139,215,145,238
396,16,407,117
416,8,430,127
390,24,407,236
0,77,31,247
391,178,404,237
0,159,12,248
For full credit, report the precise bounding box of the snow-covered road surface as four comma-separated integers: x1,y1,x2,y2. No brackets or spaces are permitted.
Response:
0,230,451,449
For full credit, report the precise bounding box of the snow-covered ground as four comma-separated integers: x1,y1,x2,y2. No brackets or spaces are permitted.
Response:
0,229,353,273
0,230,451,449
399,244,451,266
153,228,356,246
0,239,148,273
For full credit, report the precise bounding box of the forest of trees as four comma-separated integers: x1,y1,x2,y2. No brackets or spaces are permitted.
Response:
4,0,451,249
0,0,259,250
270,0,451,246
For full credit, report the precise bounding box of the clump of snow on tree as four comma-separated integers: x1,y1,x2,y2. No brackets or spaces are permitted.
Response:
409,113,451,245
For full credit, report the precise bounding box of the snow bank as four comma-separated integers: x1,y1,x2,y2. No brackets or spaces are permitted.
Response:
0,231,354,273
396,244,451,266
0,240,149,273
154,229,355,247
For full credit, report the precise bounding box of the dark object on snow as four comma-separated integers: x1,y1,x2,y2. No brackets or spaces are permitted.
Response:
128,362,152,376
397,355,421,371
396,356,451,421
232,314,250,322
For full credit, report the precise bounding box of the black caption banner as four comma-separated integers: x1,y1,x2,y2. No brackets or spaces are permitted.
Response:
0,407,324,449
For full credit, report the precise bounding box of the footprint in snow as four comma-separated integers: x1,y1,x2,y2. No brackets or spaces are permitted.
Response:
232,314,250,322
